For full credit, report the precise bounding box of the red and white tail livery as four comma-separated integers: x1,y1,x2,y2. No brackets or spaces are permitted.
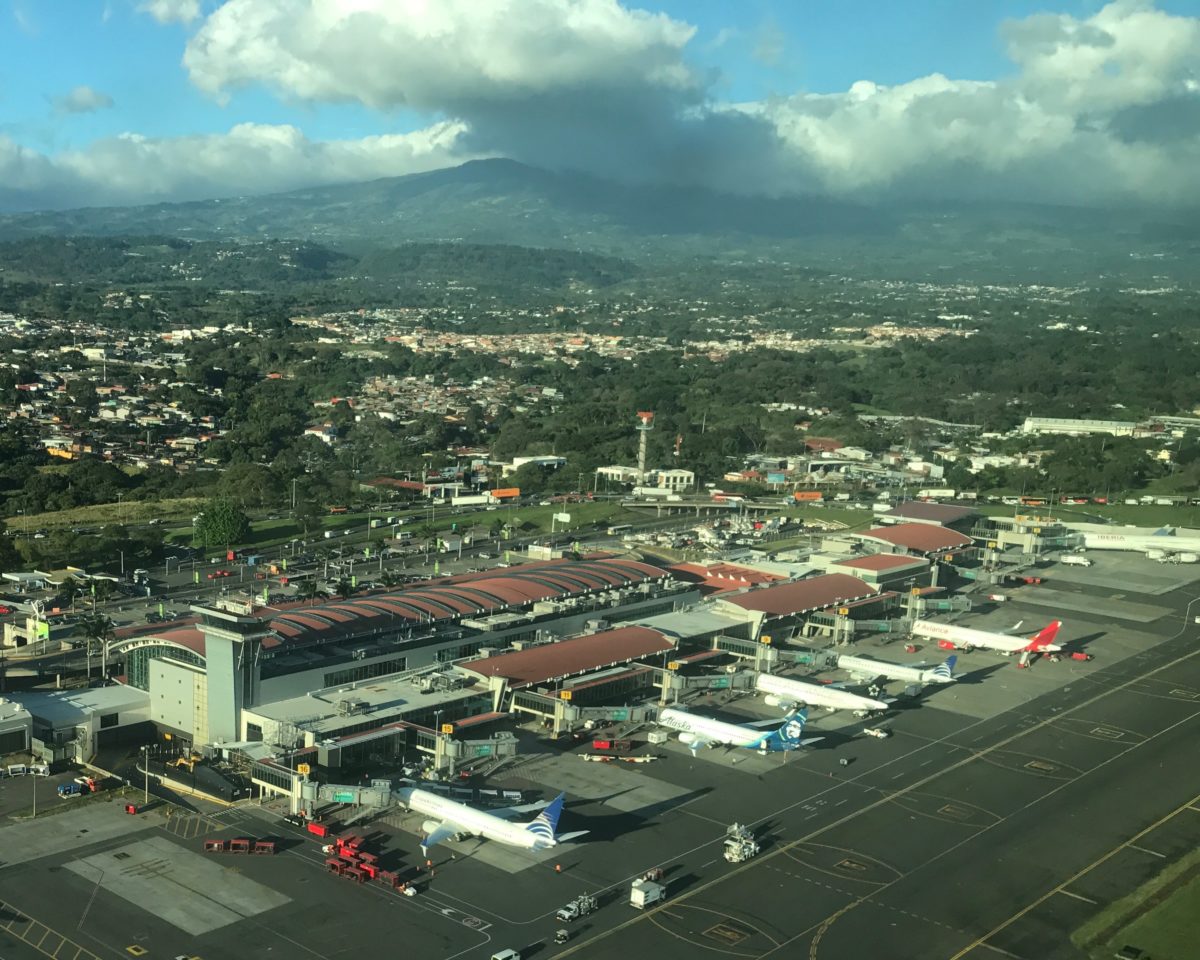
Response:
911,618,1063,655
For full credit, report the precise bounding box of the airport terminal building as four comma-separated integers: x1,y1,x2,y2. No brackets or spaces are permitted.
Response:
109,557,696,753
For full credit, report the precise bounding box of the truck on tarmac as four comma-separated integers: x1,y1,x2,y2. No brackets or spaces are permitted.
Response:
723,824,760,863
1060,554,1093,567
630,876,666,909
556,893,598,923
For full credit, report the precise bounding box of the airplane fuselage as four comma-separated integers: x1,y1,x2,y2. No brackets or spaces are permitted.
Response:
658,708,775,751
395,787,547,851
911,619,1060,654
837,654,954,686
755,671,888,712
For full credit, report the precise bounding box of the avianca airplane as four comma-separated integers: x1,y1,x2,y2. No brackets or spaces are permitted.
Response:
754,671,891,715
911,619,1062,655
394,786,587,856
838,654,957,687
657,706,824,755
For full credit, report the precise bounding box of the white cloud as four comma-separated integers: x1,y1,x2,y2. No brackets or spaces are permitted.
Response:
4,0,1200,211
741,1,1200,205
139,0,201,24
0,120,472,210
184,0,699,109
54,85,115,115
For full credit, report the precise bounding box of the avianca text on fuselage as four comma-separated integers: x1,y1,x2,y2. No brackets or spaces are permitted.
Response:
911,619,1062,654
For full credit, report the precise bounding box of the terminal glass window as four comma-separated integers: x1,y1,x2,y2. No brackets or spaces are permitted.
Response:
323,656,408,688
125,645,205,690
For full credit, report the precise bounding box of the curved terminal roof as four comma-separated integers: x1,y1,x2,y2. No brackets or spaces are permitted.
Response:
722,573,876,617
459,625,674,689
265,557,667,649
858,524,974,554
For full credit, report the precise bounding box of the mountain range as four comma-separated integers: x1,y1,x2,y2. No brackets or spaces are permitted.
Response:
1,159,1197,283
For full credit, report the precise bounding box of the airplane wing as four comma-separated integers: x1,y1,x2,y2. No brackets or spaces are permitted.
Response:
420,821,460,852
489,799,551,820
748,716,792,728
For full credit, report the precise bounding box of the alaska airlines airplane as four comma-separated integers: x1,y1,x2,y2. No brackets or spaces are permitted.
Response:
838,654,957,687
754,671,891,714
394,786,587,856
911,619,1062,655
657,707,823,755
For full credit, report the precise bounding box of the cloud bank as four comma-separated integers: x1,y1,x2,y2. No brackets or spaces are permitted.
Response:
5,0,1199,210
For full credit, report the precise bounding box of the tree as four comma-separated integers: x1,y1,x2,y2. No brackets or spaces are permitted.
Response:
296,579,321,606
194,497,250,548
56,576,84,613
78,613,115,682
334,576,355,600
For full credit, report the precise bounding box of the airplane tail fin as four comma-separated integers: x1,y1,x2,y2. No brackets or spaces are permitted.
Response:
1026,620,1062,650
930,655,957,681
767,709,814,749
524,791,565,845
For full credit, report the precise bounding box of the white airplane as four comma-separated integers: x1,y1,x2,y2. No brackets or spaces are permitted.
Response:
754,671,891,715
838,653,957,687
1075,526,1200,558
394,786,587,856
911,619,1062,655
657,706,823,755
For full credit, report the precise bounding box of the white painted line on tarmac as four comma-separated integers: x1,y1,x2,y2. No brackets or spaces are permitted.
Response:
1128,844,1165,858
1056,889,1097,905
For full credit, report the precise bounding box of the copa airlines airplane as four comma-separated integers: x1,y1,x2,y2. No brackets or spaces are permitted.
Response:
837,654,957,687
657,706,823,755
911,619,1062,655
394,786,587,856
754,671,891,715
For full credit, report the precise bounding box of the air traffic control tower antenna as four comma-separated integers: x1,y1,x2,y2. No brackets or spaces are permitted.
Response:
636,411,654,484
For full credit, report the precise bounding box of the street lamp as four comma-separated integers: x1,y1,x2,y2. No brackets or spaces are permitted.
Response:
140,744,150,806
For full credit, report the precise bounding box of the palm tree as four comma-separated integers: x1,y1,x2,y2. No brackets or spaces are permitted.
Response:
297,579,321,607
89,578,113,610
334,576,355,600
380,569,402,589
58,576,83,613
78,614,115,682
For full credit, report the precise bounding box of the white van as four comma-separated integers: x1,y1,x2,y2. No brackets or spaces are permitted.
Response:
490,951,521,960
1061,554,1093,567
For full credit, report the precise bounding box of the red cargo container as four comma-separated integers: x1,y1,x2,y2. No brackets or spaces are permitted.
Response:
307,822,329,838
592,739,632,752
937,640,957,651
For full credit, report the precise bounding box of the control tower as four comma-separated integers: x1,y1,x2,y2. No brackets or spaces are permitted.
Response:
636,411,654,484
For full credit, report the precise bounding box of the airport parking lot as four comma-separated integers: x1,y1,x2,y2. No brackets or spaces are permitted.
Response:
3,552,1200,960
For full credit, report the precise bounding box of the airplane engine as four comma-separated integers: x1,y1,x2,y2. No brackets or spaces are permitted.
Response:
677,731,697,745
763,694,785,708
421,819,442,836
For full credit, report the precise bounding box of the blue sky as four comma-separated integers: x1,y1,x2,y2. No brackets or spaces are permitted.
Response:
1,1,1198,210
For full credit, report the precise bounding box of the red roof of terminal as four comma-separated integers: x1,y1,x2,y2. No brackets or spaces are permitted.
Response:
669,562,784,596
837,554,928,572
883,501,976,524
723,574,876,616
265,557,669,647
459,626,674,688
859,524,973,553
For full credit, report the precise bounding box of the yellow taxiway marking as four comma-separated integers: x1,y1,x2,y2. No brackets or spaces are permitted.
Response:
557,636,1200,960
946,790,1200,960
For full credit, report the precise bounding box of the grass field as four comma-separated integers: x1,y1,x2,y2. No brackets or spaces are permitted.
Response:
5,497,206,531
1073,848,1200,960
975,502,1200,528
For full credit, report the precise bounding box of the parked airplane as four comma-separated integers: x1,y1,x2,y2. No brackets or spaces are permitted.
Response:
911,619,1062,655
657,707,823,755
837,654,957,687
754,671,891,715
394,786,587,856
1075,526,1200,558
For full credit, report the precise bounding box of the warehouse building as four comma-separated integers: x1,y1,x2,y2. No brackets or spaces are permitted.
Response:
854,523,975,559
